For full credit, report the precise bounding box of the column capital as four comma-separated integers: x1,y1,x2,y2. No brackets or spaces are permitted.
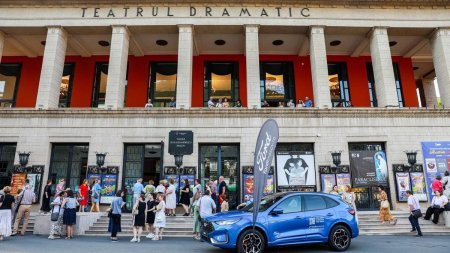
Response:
369,27,389,37
430,27,450,41
308,26,325,36
111,25,130,35
244,24,259,32
177,24,194,33
46,26,68,37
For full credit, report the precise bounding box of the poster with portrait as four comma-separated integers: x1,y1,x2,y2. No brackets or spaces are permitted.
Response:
26,173,42,201
100,174,117,204
395,172,410,202
421,141,450,201
320,174,336,193
350,150,388,187
10,173,26,196
243,174,275,200
336,173,351,193
410,172,427,201
276,152,316,189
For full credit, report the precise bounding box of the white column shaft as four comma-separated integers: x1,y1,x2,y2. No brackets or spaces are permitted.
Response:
105,26,130,109
176,25,194,109
35,27,68,109
422,79,438,108
245,25,261,109
309,26,331,108
431,28,450,107
369,27,399,107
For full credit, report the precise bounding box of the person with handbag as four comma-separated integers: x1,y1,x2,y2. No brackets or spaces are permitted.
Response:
11,187,36,236
180,179,191,216
130,194,146,243
0,186,15,241
192,190,202,240
108,190,125,242
90,179,101,212
153,193,166,241
61,190,78,239
78,179,89,212
48,191,66,240
424,190,448,224
406,190,423,237
378,185,397,225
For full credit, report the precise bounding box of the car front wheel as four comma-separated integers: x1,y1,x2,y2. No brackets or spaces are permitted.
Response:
237,229,266,253
328,225,351,251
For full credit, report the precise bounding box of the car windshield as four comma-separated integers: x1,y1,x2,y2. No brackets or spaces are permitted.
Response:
242,193,288,212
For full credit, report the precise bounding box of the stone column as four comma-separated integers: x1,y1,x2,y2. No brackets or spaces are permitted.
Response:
430,28,450,107
35,27,68,109
0,31,5,62
309,26,332,108
176,25,194,109
369,27,399,107
245,25,261,109
422,78,438,108
105,25,130,109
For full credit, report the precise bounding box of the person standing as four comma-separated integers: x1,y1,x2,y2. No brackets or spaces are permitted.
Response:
407,190,423,237
0,186,14,241
217,176,227,212
48,191,65,240
55,179,65,197
424,190,448,224
442,171,450,198
192,190,202,240
40,180,53,213
169,97,176,108
91,179,101,212
329,185,339,195
342,185,358,224
11,186,36,236
156,180,166,194
223,98,230,108
191,179,202,214
286,99,295,107
180,179,191,216
132,178,144,206
221,194,229,212
62,190,78,239
199,190,216,219
144,99,154,108
144,180,156,195
145,193,157,239
165,179,177,216
431,175,443,193
304,97,313,107
207,97,215,109
78,179,89,212
108,190,125,242
296,99,305,108
378,185,397,225
131,194,146,243
153,194,166,241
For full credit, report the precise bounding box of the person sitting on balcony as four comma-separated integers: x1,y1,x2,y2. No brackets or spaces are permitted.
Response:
234,99,242,108
287,99,295,108
216,98,224,108
261,100,270,107
207,97,215,109
145,99,154,108
222,98,230,108
297,99,305,108
169,97,176,108
278,101,284,108
304,97,313,107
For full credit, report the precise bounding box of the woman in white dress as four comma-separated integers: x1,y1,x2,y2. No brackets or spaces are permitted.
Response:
0,186,14,241
342,185,358,225
153,194,166,240
165,179,177,216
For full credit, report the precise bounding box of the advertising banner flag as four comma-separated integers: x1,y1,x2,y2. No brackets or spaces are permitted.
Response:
421,141,450,201
252,119,279,230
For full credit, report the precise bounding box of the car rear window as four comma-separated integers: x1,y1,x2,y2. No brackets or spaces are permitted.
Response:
324,196,339,208
303,195,327,211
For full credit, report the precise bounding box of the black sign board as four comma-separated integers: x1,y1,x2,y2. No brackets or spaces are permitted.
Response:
169,131,193,155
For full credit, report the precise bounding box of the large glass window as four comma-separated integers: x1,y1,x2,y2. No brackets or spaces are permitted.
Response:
366,63,404,107
366,63,377,107
260,62,295,106
0,143,17,189
200,144,239,208
393,63,404,107
59,64,75,108
48,144,89,191
328,62,350,107
203,62,239,106
149,62,177,107
92,63,108,108
0,64,21,108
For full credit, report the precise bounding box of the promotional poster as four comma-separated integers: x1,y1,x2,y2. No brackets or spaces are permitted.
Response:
336,173,351,193
276,152,316,188
243,174,274,200
421,141,450,201
100,174,117,204
410,172,428,201
320,174,336,193
26,173,42,201
395,172,410,202
10,173,26,196
350,150,388,187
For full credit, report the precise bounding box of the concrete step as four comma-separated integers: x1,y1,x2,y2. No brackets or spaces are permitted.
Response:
88,226,193,232
84,233,193,238
84,230,193,236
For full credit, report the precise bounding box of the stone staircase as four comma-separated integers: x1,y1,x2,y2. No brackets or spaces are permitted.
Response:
14,213,36,234
85,213,194,237
358,211,450,235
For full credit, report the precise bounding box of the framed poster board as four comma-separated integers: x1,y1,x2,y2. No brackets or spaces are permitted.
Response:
275,151,316,192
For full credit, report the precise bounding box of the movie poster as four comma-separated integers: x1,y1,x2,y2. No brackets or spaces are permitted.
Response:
336,173,351,193
100,174,117,204
321,174,336,193
410,172,427,201
396,172,410,202
10,173,26,196
350,150,388,187
276,152,316,188
243,174,275,200
421,142,450,201
26,173,42,201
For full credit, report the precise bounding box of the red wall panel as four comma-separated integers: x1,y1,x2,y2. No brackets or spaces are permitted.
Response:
297,56,314,104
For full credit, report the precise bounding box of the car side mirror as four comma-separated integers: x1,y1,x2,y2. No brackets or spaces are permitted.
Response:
271,208,284,215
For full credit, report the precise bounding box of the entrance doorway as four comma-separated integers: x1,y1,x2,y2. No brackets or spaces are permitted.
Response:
199,144,239,209
123,143,163,211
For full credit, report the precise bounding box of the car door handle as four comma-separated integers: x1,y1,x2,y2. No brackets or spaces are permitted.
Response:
295,216,302,219
326,213,334,217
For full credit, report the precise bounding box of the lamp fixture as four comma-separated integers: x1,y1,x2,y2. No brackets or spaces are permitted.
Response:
95,152,107,168
18,152,31,167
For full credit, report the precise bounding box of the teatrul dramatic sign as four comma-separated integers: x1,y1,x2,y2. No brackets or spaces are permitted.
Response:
252,119,279,230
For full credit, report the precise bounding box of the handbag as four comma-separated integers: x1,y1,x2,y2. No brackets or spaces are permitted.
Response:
432,204,441,209
381,200,389,209
412,209,423,218
50,198,61,221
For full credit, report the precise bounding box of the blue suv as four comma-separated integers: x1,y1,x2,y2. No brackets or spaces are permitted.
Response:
201,192,358,253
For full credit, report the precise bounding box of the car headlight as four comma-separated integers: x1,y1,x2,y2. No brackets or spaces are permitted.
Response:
214,219,241,226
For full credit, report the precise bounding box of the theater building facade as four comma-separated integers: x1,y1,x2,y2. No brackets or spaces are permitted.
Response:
0,0,450,211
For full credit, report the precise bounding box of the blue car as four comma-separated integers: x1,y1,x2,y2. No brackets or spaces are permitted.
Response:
201,192,358,253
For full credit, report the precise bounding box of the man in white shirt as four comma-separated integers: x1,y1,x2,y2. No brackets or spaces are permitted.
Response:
207,97,215,109
144,99,154,108
406,190,422,237
198,190,216,219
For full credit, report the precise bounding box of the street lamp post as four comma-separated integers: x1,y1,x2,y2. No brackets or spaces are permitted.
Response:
95,152,108,174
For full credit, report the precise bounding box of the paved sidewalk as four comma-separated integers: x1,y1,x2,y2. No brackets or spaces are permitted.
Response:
0,235,448,253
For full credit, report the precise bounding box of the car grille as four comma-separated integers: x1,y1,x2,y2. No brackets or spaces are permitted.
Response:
201,221,215,234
